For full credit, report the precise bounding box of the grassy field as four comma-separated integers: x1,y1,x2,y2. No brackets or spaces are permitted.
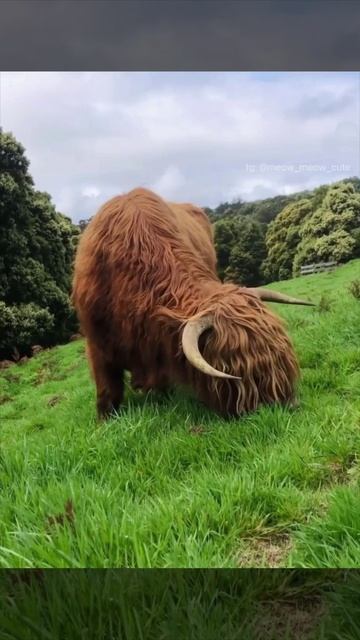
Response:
1,569,360,640
0,260,359,569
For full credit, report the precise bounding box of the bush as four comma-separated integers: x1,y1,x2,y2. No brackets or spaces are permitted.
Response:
293,183,360,275
349,279,360,300
0,301,54,359
0,131,79,358
317,295,334,313
293,230,355,275
262,199,313,282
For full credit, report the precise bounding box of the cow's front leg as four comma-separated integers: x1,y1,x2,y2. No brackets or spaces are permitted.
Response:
131,368,171,394
86,341,124,419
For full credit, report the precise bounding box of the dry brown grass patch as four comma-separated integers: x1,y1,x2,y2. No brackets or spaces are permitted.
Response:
254,595,326,640
46,499,75,531
238,533,292,568
189,424,206,436
47,394,63,407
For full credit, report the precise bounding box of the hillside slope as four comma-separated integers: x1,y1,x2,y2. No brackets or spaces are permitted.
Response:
0,260,359,568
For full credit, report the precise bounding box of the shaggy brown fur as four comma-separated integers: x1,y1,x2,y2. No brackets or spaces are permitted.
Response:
72,187,299,418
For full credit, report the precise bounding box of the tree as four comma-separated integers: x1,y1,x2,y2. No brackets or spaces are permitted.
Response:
261,198,313,282
225,218,267,286
78,218,91,232
214,216,266,286
293,182,360,273
213,217,239,280
311,183,330,210
0,130,80,358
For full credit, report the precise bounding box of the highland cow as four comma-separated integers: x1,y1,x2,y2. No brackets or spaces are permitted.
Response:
72,188,313,419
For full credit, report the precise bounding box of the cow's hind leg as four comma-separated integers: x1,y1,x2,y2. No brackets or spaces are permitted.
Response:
86,341,124,419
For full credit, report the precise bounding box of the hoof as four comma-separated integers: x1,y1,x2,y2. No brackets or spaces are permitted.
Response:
288,397,300,410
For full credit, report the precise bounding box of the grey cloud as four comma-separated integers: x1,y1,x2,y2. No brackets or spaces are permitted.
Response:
289,88,357,119
1,72,359,220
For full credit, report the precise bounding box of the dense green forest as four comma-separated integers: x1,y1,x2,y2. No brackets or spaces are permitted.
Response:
210,178,360,285
1,130,359,359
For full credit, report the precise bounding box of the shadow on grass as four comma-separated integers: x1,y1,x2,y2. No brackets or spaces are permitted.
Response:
1,569,358,640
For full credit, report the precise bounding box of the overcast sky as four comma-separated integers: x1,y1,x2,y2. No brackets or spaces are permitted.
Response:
1,72,359,222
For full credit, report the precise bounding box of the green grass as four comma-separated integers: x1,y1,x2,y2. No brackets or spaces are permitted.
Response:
0,569,359,639
0,260,359,569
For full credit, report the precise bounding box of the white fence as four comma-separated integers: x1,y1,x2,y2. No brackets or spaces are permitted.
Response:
300,261,337,276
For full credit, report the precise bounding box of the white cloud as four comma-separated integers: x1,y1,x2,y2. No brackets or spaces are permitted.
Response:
227,178,277,201
151,166,185,199
82,186,101,198
1,72,359,220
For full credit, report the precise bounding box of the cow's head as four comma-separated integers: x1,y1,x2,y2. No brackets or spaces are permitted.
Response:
181,287,314,417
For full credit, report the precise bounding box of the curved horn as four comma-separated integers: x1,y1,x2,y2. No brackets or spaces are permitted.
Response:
182,314,241,379
248,287,315,306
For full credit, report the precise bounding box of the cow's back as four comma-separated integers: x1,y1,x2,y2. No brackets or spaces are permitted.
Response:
167,202,217,274
72,188,217,349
